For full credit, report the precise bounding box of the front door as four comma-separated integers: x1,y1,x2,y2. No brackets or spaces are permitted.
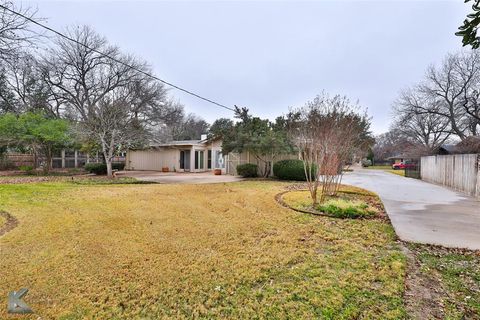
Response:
179,150,191,171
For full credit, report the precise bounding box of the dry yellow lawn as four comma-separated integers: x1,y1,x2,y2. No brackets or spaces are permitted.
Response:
0,181,406,319
0,212,6,227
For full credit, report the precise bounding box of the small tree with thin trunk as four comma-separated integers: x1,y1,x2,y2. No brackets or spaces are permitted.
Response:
287,93,373,205
222,106,294,178
0,112,71,172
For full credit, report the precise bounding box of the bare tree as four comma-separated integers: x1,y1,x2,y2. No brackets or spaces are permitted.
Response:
0,67,15,113
416,51,480,139
0,1,40,61
0,52,57,115
153,102,209,142
393,87,451,151
42,25,171,176
288,93,373,205
171,113,209,140
372,130,413,162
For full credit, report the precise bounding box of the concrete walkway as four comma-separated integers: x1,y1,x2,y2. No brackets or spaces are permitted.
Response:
342,169,480,250
119,171,243,184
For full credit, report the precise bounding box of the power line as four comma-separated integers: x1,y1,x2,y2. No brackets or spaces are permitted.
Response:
0,4,236,112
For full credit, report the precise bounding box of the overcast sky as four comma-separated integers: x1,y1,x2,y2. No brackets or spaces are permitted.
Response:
25,0,469,134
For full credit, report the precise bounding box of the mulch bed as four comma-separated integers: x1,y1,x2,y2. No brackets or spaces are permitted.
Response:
275,190,327,216
0,174,109,185
276,184,387,220
0,176,73,184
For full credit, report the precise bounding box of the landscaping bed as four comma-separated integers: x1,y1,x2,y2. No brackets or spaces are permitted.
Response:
278,184,386,219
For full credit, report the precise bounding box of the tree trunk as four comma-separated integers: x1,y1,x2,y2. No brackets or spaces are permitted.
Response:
263,161,270,178
106,159,113,177
101,135,115,178
45,151,52,173
311,188,318,206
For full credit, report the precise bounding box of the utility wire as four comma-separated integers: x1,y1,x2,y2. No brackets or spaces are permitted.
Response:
0,4,236,112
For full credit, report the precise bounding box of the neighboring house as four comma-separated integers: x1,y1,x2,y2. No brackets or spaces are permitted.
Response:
385,154,412,164
126,135,227,174
435,144,457,155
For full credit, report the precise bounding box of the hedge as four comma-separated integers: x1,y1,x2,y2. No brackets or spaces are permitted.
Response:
361,159,372,167
273,159,316,181
236,163,258,177
84,162,125,175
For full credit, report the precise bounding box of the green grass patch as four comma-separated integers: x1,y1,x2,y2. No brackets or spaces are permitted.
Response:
282,185,384,219
410,244,480,318
365,166,405,177
317,198,378,219
366,165,392,170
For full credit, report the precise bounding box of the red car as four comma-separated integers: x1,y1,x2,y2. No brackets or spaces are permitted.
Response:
392,161,416,170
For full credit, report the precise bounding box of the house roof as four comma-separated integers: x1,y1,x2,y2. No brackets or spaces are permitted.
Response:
385,154,411,160
149,140,205,147
438,144,457,154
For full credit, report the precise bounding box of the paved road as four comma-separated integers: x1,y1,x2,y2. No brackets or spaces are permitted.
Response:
342,169,480,250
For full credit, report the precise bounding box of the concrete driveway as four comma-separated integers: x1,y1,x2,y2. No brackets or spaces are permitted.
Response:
119,171,243,184
342,169,480,250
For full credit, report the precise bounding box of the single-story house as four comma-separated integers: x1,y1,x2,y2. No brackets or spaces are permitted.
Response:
125,135,298,175
126,135,228,174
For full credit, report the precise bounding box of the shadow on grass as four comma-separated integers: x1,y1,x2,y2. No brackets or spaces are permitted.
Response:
70,177,158,185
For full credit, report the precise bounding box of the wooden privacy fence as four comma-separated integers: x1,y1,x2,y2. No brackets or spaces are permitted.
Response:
420,154,480,197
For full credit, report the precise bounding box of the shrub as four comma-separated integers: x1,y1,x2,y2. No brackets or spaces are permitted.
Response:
273,159,317,181
19,165,34,174
113,163,125,171
0,157,14,170
85,162,125,175
85,163,107,175
317,199,377,219
361,159,372,167
236,163,258,177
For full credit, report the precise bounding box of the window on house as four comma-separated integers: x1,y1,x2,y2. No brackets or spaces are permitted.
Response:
195,150,204,170
180,150,185,169
200,151,204,169
207,150,212,169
